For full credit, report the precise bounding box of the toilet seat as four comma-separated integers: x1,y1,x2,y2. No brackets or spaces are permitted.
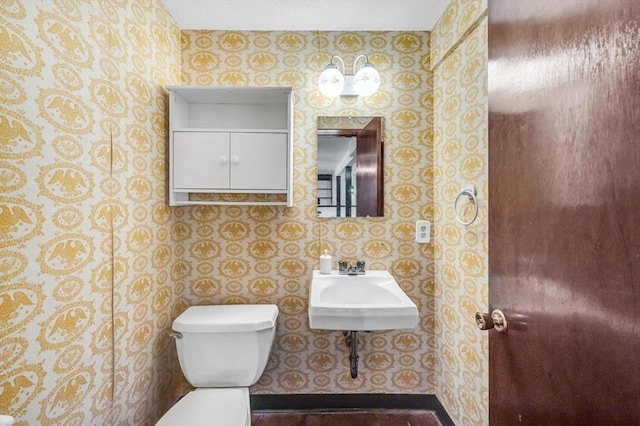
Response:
156,388,249,426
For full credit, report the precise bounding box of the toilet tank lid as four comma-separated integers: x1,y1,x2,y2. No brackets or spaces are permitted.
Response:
173,304,279,333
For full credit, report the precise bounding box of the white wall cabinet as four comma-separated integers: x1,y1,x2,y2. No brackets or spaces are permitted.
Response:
167,86,293,206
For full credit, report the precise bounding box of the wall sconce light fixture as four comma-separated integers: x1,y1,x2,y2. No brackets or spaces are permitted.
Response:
318,55,380,97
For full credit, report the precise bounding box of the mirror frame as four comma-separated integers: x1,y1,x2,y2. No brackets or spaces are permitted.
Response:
317,116,384,218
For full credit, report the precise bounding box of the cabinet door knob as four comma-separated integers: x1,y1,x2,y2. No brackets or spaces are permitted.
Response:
219,156,228,164
232,156,240,165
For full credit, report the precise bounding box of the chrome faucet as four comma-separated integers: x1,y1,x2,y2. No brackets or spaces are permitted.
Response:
339,260,366,275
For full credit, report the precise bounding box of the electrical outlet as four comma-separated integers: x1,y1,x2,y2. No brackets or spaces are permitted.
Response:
415,220,431,243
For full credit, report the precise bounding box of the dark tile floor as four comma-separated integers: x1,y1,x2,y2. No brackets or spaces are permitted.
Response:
251,409,443,426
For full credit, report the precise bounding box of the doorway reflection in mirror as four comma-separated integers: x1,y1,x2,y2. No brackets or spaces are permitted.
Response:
317,116,383,218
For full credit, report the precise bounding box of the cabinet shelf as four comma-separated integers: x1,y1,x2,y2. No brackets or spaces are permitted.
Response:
167,86,294,207
173,200,289,206
171,127,288,133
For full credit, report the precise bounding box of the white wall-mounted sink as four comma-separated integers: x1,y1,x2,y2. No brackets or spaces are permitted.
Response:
308,270,419,331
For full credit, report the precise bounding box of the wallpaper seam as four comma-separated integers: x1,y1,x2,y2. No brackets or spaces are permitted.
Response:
109,128,115,422
431,10,488,72
108,22,116,423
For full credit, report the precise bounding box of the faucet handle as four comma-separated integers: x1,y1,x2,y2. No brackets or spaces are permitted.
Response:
338,259,365,275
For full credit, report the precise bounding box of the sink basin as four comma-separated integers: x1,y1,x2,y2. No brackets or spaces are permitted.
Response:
308,270,419,331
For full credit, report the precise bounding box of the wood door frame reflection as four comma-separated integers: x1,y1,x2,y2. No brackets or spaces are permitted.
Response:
317,116,384,218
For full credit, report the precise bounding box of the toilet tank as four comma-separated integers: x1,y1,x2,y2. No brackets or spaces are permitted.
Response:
172,305,278,388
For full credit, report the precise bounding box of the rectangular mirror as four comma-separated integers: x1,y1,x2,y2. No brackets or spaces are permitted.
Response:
317,116,384,218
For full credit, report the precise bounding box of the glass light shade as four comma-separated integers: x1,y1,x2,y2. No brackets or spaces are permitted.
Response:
353,63,380,96
318,64,345,97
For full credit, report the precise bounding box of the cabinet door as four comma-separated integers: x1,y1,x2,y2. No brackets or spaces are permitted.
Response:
230,133,288,190
173,131,229,189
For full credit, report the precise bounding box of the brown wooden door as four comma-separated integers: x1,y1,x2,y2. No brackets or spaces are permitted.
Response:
356,117,383,217
488,1,640,424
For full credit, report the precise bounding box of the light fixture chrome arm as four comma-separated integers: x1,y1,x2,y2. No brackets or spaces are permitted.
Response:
352,54,369,74
331,55,346,74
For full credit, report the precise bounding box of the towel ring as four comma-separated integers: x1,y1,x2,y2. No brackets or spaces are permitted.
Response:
454,185,478,226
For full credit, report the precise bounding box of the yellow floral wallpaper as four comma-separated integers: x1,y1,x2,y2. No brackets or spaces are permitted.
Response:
431,0,489,425
179,30,436,395
432,0,488,68
1,0,182,424
2,0,488,424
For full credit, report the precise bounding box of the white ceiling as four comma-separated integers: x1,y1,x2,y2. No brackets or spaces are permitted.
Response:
161,0,451,31
318,135,356,174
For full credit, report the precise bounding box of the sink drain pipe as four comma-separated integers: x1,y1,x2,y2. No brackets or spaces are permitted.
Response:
344,331,359,378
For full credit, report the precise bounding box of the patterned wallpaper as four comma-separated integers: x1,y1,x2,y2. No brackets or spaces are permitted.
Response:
1,0,182,424
179,30,436,396
432,0,488,68
431,0,489,425
2,0,488,424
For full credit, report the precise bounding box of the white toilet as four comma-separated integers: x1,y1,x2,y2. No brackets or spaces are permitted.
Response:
156,304,279,426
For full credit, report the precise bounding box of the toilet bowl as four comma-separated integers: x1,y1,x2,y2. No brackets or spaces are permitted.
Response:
156,304,278,426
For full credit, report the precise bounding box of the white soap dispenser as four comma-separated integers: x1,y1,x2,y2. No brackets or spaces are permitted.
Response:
320,250,332,274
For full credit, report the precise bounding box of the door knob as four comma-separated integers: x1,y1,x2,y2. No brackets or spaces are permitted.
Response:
475,309,508,333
